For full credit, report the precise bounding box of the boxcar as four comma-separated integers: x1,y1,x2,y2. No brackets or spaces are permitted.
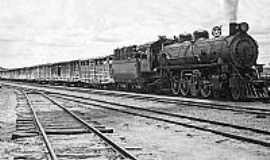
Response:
69,60,81,84
79,57,114,87
80,59,90,85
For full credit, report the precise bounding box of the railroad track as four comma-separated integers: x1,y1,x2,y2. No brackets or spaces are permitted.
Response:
88,90,270,116
4,83,270,148
13,91,49,159
13,90,138,160
3,81,270,116
42,92,270,148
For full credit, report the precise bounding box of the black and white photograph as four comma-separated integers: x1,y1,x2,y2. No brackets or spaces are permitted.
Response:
0,0,270,159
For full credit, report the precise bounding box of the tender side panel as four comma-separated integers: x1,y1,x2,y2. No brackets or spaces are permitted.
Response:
112,59,139,83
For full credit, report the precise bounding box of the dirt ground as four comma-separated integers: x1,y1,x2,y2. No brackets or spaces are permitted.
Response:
62,100,270,160
1,85,270,160
0,87,17,159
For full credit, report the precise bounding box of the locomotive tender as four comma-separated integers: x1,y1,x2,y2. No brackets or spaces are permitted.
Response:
0,22,269,100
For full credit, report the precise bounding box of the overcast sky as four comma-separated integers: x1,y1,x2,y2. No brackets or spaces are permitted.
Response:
0,0,269,68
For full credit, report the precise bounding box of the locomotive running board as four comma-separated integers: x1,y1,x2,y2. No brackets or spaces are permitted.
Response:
158,63,219,70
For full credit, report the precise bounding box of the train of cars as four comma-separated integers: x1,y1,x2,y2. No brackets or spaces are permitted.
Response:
0,22,269,101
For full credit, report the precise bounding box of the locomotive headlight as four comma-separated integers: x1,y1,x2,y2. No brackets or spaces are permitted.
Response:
240,22,249,32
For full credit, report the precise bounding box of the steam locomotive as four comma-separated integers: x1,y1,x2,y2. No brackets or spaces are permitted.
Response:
112,22,268,100
0,22,269,101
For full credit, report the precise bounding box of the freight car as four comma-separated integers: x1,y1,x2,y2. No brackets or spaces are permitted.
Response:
79,57,114,87
49,60,81,85
0,57,114,87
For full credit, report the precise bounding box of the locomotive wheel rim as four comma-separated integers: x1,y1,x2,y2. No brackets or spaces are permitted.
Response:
171,78,180,95
180,81,189,96
213,90,220,99
190,85,200,97
231,87,241,101
200,85,212,98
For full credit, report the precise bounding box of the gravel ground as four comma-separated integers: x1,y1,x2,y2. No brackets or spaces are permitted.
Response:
59,99,270,160
1,83,270,160
0,88,17,159
76,93,270,132
0,88,49,160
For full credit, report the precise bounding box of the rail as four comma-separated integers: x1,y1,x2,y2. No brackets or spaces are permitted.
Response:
22,91,58,160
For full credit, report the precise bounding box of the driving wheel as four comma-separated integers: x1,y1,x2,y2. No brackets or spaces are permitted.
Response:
231,87,241,101
180,77,190,96
170,77,180,95
200,84,212,98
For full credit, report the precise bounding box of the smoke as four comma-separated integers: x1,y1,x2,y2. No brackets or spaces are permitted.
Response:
224,0,239,22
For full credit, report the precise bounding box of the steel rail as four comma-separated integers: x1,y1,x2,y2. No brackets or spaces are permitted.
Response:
98,92,270,114
4,82,270,114
48,93,270,148
39,92,138,160
49,92,270,136
9,81,270,113
22,91,58,160
86,91,270,115
7,85,270,148
11,84,270,136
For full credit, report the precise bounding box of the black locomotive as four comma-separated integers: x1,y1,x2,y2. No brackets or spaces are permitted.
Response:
112,22,269,100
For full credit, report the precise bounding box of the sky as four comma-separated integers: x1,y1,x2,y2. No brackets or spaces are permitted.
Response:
0,0,270,68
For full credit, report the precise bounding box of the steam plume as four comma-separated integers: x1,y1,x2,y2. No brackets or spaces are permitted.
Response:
224,0,239,22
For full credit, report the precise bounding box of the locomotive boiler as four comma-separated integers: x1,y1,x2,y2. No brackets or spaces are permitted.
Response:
159,22,268,100
162,23,257,69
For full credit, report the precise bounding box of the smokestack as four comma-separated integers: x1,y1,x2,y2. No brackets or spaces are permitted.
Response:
229,23,239,35
224,0,239,22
